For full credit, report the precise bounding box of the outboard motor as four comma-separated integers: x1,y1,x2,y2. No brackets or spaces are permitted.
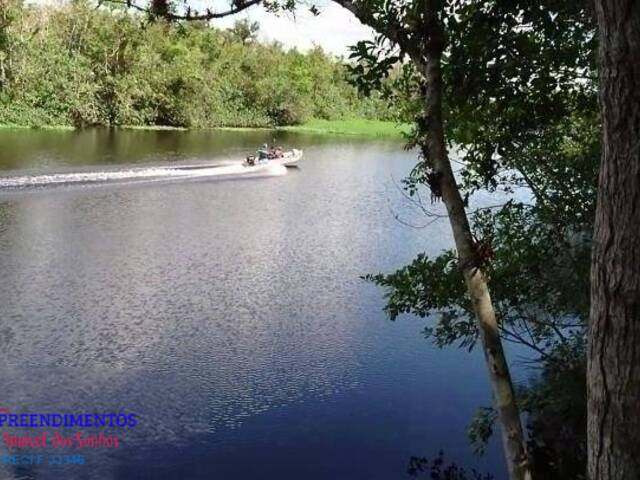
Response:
246,155,255,166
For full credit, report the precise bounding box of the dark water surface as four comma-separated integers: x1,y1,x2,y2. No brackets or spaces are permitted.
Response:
0,129,505,479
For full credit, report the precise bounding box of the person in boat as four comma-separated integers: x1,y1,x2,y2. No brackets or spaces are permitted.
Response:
257,144,270,161
271,146,284,158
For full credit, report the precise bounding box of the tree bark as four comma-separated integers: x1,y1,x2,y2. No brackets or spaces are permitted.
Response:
421,2,531,480
588,1,640,479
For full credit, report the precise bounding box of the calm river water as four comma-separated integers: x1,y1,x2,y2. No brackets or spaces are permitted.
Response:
0,129,507,479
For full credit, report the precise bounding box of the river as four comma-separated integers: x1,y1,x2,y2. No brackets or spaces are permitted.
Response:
0,128,506,479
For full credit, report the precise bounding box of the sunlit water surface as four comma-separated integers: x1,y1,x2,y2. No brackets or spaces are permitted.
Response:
0,129,508,479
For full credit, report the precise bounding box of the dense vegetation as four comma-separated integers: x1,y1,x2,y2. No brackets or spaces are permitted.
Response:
0,1,393,128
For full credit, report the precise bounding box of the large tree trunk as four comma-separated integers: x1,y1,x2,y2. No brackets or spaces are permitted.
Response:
421,2,531,480
588,1,640,479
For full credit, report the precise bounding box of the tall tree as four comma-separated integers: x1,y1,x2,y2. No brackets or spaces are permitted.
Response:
589,1,640,479
402,2,531,478
227,19,259,45
321,1,541,477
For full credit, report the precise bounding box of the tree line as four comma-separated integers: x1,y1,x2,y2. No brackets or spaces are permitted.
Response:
0,0,394,128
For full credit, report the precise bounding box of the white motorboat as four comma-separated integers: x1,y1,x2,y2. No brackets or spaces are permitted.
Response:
277,149,303,167
243,149,303,168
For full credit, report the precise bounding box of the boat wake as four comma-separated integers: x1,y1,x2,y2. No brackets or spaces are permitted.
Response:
0,161,287,191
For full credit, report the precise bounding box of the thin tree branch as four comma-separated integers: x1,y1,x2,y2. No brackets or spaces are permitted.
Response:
105,0,263,20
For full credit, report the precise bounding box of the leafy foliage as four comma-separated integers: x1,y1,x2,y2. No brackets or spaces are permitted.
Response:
521,338,587,479
407,452,494,480
365,197,591,357
463,339,587,479
467,407,498,456
358,0,596,359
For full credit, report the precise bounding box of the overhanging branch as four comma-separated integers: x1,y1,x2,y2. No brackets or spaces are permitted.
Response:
104,0,263,20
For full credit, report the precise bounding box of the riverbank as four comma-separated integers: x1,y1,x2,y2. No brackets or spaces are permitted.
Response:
0,119,410,138
278,119,410,138
0,124,75,131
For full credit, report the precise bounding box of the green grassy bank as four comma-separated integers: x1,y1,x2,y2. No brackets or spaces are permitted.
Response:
279,119,410,138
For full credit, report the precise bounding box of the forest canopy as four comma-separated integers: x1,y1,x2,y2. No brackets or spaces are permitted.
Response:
0,0,394,128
